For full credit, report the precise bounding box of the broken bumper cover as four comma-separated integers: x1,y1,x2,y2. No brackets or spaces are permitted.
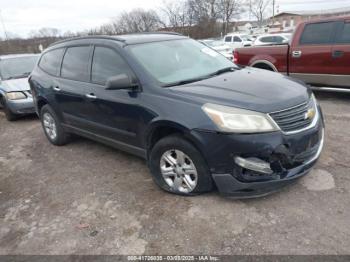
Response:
214,126,324,198
191,106,325,198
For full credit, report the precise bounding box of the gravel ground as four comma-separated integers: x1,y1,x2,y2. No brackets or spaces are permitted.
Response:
0,91,349,255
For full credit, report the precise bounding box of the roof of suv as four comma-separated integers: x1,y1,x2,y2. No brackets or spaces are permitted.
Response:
50,32,187,47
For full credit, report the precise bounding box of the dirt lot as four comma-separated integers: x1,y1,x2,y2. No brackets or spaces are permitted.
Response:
0,91,350,255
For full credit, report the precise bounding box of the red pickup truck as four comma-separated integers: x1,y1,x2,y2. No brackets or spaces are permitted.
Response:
234,16,350,90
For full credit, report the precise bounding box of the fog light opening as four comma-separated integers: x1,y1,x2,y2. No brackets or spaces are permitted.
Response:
234,156,273,175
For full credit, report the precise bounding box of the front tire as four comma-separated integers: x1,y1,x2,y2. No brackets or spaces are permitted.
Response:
40,105,70,146
149,135,213,196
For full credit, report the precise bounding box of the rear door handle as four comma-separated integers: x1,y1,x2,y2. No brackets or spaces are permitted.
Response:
332,50,344,58
292,50,302,58
86,93,97,99
53,86,61,91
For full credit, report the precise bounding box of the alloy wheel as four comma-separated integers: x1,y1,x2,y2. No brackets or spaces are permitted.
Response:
43,112,57,140
160,149,198,193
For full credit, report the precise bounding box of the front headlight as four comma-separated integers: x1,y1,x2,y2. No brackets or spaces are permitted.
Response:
202,103,279,133
6,92,27,100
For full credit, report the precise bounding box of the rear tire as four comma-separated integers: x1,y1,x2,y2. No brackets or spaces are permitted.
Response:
0,97,18,121
40,104,70,146
149,135,213,196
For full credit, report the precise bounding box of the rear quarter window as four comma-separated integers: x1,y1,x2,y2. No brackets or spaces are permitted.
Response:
39,48,64,76
300,22,336,45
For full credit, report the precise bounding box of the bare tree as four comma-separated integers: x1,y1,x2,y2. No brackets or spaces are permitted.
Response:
113,9,162,34
161,0,188,28
30,27,61,38
249,0,271,26
218,0,243,34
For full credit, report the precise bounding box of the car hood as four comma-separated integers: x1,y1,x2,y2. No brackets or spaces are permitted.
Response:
169,67,311,113
0,78,30,92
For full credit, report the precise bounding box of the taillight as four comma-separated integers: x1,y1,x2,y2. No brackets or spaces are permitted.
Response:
233,51,239,64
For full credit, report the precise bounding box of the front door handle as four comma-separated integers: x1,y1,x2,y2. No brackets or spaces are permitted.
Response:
53,86,61,91
292,50,302,58
332,50,344,58
86,93,97,99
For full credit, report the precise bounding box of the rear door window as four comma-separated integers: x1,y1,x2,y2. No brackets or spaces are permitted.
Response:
335,22,350,44
91,46,133,85
61,46,91,82
300,22,337,45
39,48,64,76
233,36,242,42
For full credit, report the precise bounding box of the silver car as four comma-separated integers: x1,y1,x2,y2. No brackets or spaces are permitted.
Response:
0,54,39,121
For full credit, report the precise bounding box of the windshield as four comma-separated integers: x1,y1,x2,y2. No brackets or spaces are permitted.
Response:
0,56,38,80
127,39,235,86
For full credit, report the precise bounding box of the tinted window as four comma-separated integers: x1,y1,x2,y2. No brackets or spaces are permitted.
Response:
224,36,232,42
61,46,91,81
300,22,335,44
92,47,133,85
39,49,63,76
336,22,350,43
233,36,242,42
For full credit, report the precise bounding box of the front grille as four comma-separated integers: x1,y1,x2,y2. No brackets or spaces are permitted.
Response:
269,99,315,133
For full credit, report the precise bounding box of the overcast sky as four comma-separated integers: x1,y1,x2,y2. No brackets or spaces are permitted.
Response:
0,0,350,38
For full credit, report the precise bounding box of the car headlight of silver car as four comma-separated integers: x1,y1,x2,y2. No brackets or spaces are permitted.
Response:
202,103,279,133
6,91,27,100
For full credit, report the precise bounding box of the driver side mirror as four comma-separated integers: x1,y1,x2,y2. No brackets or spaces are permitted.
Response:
105,74,138,90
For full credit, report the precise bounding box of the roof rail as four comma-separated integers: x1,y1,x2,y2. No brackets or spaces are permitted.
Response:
140,31,184,36
48,35,126,48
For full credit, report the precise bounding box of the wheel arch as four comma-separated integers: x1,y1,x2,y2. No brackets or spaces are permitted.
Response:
145,120,201,158
250,60,278,72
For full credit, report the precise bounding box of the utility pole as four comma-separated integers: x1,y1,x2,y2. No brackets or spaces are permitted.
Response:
272,0,276,25
0,10,9,41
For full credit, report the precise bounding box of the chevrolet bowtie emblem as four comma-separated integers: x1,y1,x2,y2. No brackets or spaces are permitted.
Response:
305,108,316,120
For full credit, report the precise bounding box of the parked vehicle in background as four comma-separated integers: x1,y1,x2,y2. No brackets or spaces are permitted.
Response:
223,34,253,48
29,33,324,198
253,33,291,46
199,39,234,60
234,17,350,90
0,54,39,121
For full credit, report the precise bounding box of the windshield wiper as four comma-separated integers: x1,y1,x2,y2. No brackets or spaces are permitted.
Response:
6,72,32,80
162,76,211,87
209,67,236,76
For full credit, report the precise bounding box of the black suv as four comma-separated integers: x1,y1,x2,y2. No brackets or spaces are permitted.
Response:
29,33,324,197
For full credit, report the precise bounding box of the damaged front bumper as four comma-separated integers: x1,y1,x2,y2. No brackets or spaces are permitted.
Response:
191,108,325,198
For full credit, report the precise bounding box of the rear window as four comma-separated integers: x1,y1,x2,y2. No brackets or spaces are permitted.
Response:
39,49,64,76
300,22,336,45
335,22,350,44
61,46,91,82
